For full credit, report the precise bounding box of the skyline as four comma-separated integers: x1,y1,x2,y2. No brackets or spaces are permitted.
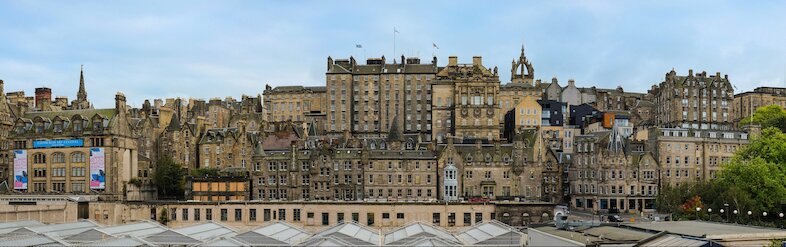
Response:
2,1,786,108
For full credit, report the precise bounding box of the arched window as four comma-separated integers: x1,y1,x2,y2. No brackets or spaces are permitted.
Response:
52,152,65,163
71,152,86,163
33,153,46,164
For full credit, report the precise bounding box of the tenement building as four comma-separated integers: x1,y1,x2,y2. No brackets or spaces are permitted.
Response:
733,86,786,123
325,56,438,140
263,85,327,123
652,69,735,130
570,128,659,213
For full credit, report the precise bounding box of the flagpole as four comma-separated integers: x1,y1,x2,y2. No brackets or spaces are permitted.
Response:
393,27,397,59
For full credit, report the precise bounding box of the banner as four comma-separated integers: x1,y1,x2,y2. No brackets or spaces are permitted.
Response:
89,148,105,189
13,150,27,190
33,139,84,148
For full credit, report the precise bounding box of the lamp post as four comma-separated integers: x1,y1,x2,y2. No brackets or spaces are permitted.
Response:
707,208,712,221
733,210,739,223
696,207,702,221
720,209,725,222
724,203,730,222
748,211,753,224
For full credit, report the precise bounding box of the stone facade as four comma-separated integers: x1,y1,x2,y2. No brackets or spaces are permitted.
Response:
732,86,786,123
653,69,734,130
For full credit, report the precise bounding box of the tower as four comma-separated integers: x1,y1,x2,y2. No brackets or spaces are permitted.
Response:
511,45,535,85
72,65,92,110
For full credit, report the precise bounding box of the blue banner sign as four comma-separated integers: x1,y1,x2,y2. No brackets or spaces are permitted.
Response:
33,139,84,148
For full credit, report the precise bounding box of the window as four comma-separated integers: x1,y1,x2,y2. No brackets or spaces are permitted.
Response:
206,209,213,220
33,153,46,164
71,182,85,192
171,208,177,221
294,209,301,221
464,213,471,226
367,213,375,226
279,209,286,221
263,209,271,221
220,209,228,221
433,213,441,225
52,153,65,163
352,213,359,223
397,213,404,219
322,213,329,225
337,212,345,223
382,213,390,219
194,209,201,221
475,213,483,223
71,152,86,163
250,209,257,221
182,208,189,221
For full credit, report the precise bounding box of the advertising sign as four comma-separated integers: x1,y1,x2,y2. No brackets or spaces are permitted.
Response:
13,150,27,190
89,147,105,189
33,139,84,148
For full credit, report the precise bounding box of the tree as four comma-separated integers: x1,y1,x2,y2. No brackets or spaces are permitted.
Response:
740,105,786,132
736,127,786,165
153,156,186,199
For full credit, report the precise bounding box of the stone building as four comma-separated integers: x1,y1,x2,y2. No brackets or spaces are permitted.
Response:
10,92,138,199
569,129,659,213
0,80,14,186
652,69,734,130
732,86,786,123
649,127,748,187
434,56,500,141
436,129,561,203
263,85,327,123
325,56,437,140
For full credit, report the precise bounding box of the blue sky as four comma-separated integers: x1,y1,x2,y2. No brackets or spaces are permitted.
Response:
1,1,785,108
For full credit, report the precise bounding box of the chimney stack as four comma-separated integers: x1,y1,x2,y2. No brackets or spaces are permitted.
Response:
472,56,482,66
448,56,458,66
35,87,52,111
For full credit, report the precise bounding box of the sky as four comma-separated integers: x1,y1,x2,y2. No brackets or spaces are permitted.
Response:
1,1,785,108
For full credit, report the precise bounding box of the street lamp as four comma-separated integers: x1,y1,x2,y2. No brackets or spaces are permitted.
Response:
734,210,739,223
696,207,702,221
764,212,768,217
724,204,730,222
779,213,784,218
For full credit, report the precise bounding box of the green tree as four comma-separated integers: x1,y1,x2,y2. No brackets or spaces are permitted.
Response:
153,156,186,199
740,105,786,132
736,127,786,165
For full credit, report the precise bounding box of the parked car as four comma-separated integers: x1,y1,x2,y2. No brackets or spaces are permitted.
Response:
608,215,623,222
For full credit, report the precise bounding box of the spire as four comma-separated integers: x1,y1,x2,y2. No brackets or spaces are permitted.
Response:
77,65,87,101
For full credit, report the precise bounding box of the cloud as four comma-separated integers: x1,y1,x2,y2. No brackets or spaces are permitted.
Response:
0,0,785,108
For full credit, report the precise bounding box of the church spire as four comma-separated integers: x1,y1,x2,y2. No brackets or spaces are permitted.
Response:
77,65,87,101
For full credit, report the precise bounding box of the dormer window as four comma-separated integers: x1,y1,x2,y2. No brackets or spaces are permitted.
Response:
74,120,83,132
93,119,102,130
54,122,63,133
35,122,44,134
484,153,492,163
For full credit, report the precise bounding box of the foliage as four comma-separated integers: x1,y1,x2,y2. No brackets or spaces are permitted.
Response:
127,178,143,187
680,195,704,214
657,127,786,226
153,156,186,199
190,167,220,177
740,105,786,132
158,208,169,225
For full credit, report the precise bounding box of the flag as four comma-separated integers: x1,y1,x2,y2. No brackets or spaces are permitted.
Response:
356,44,362,48
394,27,399,34
433,43,439,49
